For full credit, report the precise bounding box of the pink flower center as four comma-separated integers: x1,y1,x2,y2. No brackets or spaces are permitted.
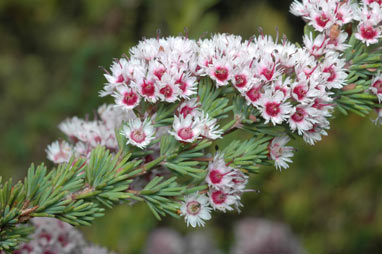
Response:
234,74,247,88
323,65,337,82
246,86,262,102
360,24,378,40
159,85,173,98
154,68,165,80
373,80,382,94
336,12,344,22
38,232,52,245
58,234,69,247
141,81,155,96
53,150,69,162
209,170,225,184
291,108,305,122
260,66,275,81
123,91,138,106
211,190,226,205
315,13,329,28
130,129,146,143
178,127,194,140
116,74,125,83
175,79,188,93
271,143,283,159
214,67,229,82
180,106,195,117
94,136,102,144
293,85,307,100
186,200,201,215
265,102,281,117
307,124,319,134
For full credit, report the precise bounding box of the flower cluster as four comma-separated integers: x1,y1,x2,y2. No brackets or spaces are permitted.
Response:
13,218,84,254
291,0,382,126
97,32,348,173
170,98,222,142
101,37,198,106
46,104,136,164
38,0,382,233
180,153,248,227
291,0,382,46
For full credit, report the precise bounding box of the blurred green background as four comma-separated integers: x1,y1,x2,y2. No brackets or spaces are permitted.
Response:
0,0,381,253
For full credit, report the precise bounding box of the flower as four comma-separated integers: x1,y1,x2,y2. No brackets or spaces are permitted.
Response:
157,73,181,103
206,153,234,189
199,113,222,140
208,188,241,212
101,58,129,97
113,85,141,110
180,193,212,227
355,21,381,46
177,98,201,118
169,114,202,142
14,218,86,254
289,106,318,135
268,136,294,170
121,118,155,149
58,117,83,143
46,141,73,164
303,122,329,145
320,52,347,89
259,90,293,125
303,33,328,57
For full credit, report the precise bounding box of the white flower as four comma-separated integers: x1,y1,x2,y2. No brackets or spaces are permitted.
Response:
169,114,202,142
113,85,141,110
326,31,349,52
306,2,335,32
259,90,293,125
199,113,222,140
46,141,73,164
244,83,263,106
208,188,241,212
131,76,159,103
289,106,318,135
177,98,201,118
320,52,347,89
269,136,294,170
303,33,328,57
355,21,381,46
58,117,84,142
15,218,86,254
208,60,233,86
180,193,212,227
255,54,280,83
206,153,234,189
302,121,330,145
121,118,155,149
97,103,137,130
157,73,181,102
174,71,198,98
101,58,129,97
230,170,248,193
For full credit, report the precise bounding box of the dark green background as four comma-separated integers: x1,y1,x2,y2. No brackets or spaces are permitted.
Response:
0,0,381,253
